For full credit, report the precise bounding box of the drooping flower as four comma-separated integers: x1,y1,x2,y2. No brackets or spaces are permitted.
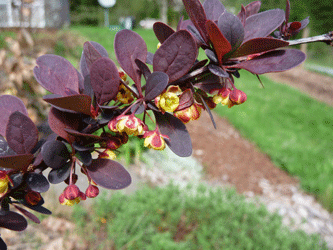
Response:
143,129,168,150
155,86,182,113
59,185,86,206
99,149,117,160
211,88,232,106
174,103,203,123
229,89,247,107
109,114,146,136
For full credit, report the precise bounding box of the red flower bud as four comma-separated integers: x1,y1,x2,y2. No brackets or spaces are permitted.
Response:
64,184,80,200
85,184,99,198
229,89,247,106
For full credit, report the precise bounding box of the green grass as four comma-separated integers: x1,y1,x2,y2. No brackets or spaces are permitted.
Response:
214,71,333,210
72,184,327,250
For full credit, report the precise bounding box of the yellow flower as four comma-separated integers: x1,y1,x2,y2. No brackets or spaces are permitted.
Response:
99,149,117,160
109,115,145,136
0,171,11,197
155,86,182,113
116,84,134,104
174,103,203,123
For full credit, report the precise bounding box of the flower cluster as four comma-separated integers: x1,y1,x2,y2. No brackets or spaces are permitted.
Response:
0,0,331,247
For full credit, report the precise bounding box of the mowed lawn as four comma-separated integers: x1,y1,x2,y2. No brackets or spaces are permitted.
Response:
69,26,333,211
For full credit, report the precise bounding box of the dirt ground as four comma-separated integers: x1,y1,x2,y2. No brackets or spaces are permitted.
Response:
187,66,333,195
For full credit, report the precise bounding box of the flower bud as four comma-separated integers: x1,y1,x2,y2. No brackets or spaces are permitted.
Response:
85,184,99,198
229,89,247,107
64,184,80,200
25,191,42,206
174,103,202,123
143,129,167,150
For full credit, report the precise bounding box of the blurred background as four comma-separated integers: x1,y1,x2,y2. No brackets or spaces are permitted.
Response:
1,0,333,249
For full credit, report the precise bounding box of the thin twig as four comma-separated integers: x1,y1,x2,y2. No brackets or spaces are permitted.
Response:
288,31,333,46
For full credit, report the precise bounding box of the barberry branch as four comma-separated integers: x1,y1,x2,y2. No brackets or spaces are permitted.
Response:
288,31,333,46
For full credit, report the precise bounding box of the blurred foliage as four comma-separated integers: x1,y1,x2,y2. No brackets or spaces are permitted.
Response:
72,184,327,249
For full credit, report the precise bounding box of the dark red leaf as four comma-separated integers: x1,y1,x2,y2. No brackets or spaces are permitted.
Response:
48,107,81,144
175,89,194,111
153,22,175,43
197,93,216,129
244,9,285,42
218,11,244,51
153,30,198,83
203,0,225,21
86,159,131,190
243,1,261,18
20,203,52,215
33,54,79,95
13,205,40,224
0,135,15,157
90,57,120,105
41,140,70,169
26,173,50,193
48,161,71,184
135,59,151,80
206,20,231,64
285,0,290,24
0,211,27,231
0,95,28,137
43,94,92,116
144,72,169,101
235,49,306,74
6,112,38,154
237,5,246,26
182,0,209,44
80,41,109,78
64,129,102,145
194,74,223,93
76,150,92,166
0,236,6,250
114,30,147,86
154,111,192,157
231,37,289,58
208,64,229,77
0,154,33,170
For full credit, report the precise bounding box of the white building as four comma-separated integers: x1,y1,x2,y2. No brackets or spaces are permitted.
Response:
0,0,69,28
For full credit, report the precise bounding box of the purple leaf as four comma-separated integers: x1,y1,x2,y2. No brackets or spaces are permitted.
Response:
0,154,33,170
208,64,229,78
0,211,27,231
203,0,225,21
14,205,40,224
175,89,194,111
285,0,290,24
206,20,232,64
244,9,285,42
195,74,223,93
154,111,192,157
144,72,169,101
76,150,92,166
153,22,175,43
0,135,16,157
237,5,246,26
146,52,154,65
48,161,71,184
218,12,244,51
135,59,151,80
76,69,85,94
153,30,198,83
231,37,289,58
43,94,92,116
90,57,120,105
235,49,306,74
0,95,28,137
6,111,38,154
26,173,50,193
80,41,109,78
0,236,6,250
182,0,209,44
48,107,81,144
243,1,261,18
34,54,79,95
86,159,131,190
41,140,70,169
114,30,147,86
20,203,51,215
